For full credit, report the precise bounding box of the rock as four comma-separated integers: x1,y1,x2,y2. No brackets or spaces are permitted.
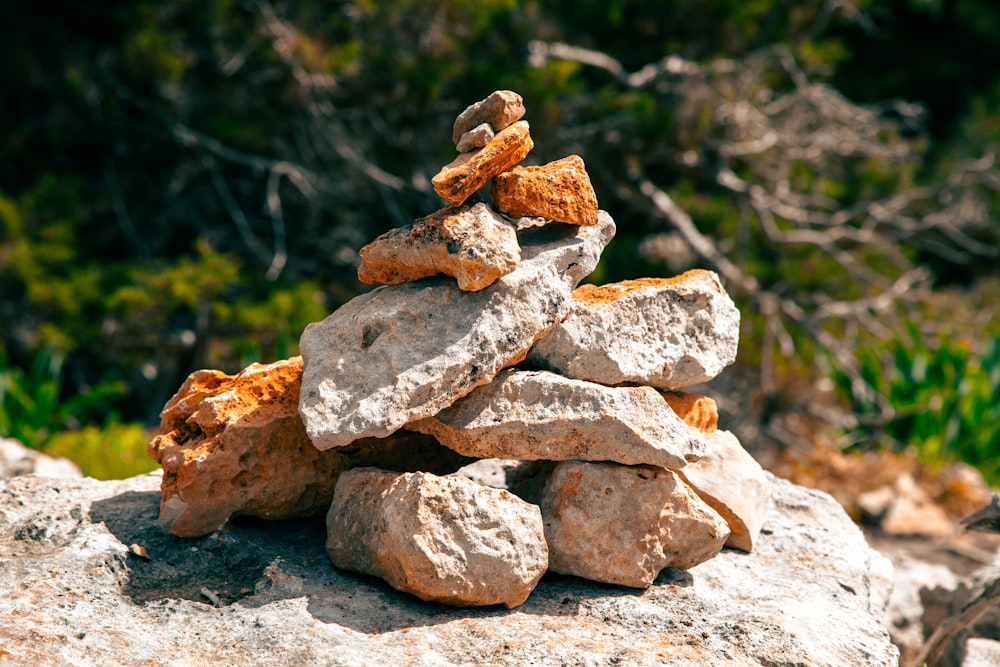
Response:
528,269,741,389
326,468,547,608
357,202,520,291
881,550,960,666
965,638,1000,667
0,436,82,479
432,120,533,207
661,391,718,432
675,430,771,552
451,89,525,146
857,472,954,538
0,471,898,666
491,155,599,226
409,369,704,469
455,122,494,152
919,564,1000,667
540,461,730,588
148,357,468,537
299,212,615,450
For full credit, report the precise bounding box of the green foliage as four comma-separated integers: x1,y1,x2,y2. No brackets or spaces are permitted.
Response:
44,420,157,480
835,324,1000,485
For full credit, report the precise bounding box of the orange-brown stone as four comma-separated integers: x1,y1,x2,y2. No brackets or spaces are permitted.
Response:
661,391,719,433
432,121,533,207
491,155,599,226
148,357,467,537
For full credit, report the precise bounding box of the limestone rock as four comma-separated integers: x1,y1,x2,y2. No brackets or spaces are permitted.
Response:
409,369,704,469
541,461,730,588
0,436,82,479
357,202,519,291
299,211,615,450
857,472,954,538
326,468,547,608
455,122,494,152
0,471,899,666
491,155,599,226
451,89,525,146
432,120,533,207
661,391,718,432
676,429,770,552
528,269,741,389
149,357,468,537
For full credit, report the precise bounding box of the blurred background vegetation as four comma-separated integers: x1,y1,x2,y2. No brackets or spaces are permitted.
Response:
1,0,998,483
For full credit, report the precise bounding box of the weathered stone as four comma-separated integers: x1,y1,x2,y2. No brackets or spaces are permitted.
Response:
451,89,525,146
456,122,494,152
148,357,468,537
409,369,704,469
857,472,954,538
299,212,615,450
528,269,741,389
0,436,82,479
676,429,770,552
357,202,519,291
541,461,730,588
326,468,547,608
491,155,599,226
432,120,533,207
661,391,719,432
0,471,899,666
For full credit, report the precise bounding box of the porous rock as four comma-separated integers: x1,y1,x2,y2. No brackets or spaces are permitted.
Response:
451,89,525,146
299,211,615,450
456,122,494,152
409,369,704,469
661,391,719,432
357,202,520,291
0,471,898,666
541,461,730,588
326,467,547,608
148,357,467,537
491,155,599,226
676,429,770,552
432,120,533,207
0,436,82,479
528,269,741,389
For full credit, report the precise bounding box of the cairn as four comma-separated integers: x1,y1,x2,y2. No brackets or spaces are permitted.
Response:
148,90,770,609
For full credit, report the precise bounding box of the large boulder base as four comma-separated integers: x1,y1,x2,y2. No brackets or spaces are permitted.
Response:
0,471,898,666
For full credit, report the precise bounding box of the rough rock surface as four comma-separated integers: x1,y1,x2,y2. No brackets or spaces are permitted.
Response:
541,461,730,588
456,122,494,152
409,369,704,469
357,202,520,291
528,269,741,389
491,155,599,226
148,357,468,537
451,89,525,146
0,436,81,479
0,471,898,666
299,212,615,450
432,120,533,207
326,468,547,608
676,430,771,552
661,391,719,432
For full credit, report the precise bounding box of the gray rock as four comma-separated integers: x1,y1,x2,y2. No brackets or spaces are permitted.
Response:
299,212,615,450
0,436,82,479
528,269,741,389
409,369,704,469
451,90,525,146
456,122,495,152
0,471,898,666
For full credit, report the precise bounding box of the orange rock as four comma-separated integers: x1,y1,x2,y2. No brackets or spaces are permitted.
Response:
451,90,525,146
660,392,719,433
491,155,599,226
148,357,467,537
432,121,533,207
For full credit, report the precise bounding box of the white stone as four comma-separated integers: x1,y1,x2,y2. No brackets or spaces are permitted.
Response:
299,212,615,449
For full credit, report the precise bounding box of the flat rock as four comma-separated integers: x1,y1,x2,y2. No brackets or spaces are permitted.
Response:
326,468,547,608
455,122,494,152
661,391,719,432
676,429,771,552
541,461,730,588
148,357,468,537
0,471,898,666
528,269,741,389
299,212,615,450
451,90,525,146
491,155,599,226
432,120,533,207
0,436,81,479
357,202,520,291
409,369,704,469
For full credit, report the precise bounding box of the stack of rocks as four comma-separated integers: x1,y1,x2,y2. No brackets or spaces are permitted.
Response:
148,90,770,610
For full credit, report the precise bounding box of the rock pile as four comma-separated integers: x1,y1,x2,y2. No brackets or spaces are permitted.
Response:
148,90,770,608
